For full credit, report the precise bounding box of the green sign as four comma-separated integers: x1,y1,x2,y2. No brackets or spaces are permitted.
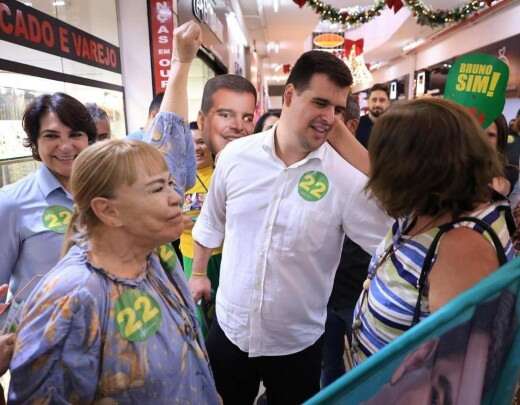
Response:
42,205,73,234
115,290,162,341
298,171,329,202
444,53,509,128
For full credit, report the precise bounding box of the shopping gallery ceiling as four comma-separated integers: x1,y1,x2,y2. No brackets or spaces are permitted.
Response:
239,0,510,84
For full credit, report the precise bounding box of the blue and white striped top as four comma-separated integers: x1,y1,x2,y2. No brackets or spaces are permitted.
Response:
352,201,515,364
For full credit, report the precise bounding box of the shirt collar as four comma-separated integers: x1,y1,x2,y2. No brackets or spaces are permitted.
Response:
37,165,70,199
262,125,327,167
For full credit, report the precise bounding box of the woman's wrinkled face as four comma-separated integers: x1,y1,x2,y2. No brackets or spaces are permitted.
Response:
111,168,183,247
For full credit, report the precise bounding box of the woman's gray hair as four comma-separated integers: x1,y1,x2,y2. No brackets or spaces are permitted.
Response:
85,103,109,122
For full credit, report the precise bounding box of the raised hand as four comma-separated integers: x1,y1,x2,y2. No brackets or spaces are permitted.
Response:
173,21,202,63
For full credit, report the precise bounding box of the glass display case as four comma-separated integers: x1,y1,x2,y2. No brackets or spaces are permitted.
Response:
0,71,125,187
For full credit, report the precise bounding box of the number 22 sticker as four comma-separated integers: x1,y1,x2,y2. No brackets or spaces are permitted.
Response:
298,171,329,201
42,205,72,234
115,290,162,341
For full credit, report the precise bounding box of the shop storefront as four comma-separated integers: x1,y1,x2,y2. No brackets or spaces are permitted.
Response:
148,0,227,123
0,0,125,186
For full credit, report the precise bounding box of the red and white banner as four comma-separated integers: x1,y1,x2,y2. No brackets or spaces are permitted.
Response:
148,0,174,95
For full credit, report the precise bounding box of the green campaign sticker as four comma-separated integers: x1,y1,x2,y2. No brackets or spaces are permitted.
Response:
42,205,73,234
298,171,329,201
444,53,509,128
157,244,176,272
115,290,162,342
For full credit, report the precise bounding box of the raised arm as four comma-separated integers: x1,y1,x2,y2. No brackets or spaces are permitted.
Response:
328,116,370,176
146,21,201,195
159,21,202,120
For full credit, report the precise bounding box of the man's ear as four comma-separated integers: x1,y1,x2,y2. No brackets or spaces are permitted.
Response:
346,118,359,134
283,84,295,107
197,111,205,132
90,197,122,228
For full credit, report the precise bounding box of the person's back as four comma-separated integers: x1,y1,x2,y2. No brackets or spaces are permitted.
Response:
352,98,514,364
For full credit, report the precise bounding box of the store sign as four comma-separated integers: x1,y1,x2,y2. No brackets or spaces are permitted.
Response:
312,32,344,50
191,0,223,43
148,0,174,95
0,0,120,73
445,53,509,128
192,0,208,23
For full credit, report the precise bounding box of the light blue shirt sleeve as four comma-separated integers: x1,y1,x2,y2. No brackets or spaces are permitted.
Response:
9,276,101,404
0,191,19,286
127,129,145,141
144,112,196,196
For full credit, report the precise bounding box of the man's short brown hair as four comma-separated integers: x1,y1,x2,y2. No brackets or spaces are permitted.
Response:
367,98,503,218
201,74,257,114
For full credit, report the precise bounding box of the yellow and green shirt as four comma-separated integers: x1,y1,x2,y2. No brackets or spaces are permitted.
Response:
180,165,222,259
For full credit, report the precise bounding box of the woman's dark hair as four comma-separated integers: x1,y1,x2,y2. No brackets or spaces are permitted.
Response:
367,98,503,218
253,111,280,133
493,113,509,156
22,93,97,160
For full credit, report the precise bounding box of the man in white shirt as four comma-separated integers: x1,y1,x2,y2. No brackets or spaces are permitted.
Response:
190,50,390,404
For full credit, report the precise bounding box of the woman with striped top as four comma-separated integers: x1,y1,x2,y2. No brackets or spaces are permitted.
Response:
350,98,515,364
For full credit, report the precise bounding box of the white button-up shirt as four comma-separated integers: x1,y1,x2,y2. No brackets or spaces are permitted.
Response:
193,128,391,357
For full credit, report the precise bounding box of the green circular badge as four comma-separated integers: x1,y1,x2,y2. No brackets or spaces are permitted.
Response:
298,171,329,201
42,205,73,234
115,290,162,342
157,244,176,272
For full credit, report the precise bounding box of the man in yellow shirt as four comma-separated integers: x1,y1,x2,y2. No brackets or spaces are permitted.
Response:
181,122,222,337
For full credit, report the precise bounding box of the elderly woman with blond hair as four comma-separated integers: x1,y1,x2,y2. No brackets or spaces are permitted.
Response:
8,140,219,404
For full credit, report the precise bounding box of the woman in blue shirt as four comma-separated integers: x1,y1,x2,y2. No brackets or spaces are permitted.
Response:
0,93,96,301
9,139,219,404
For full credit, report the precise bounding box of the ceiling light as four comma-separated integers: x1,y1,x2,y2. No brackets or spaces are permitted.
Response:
266,75,287,82
266,41,280,54
369,61,386,71
273,0,279,13
402,38,425,53
52,0,65,6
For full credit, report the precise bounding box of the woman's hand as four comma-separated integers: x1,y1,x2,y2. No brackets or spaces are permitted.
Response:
0,333,14,375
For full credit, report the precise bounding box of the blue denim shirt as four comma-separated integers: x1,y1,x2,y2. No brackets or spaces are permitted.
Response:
144,112,196,196
127,129,145,141
0,165,72,300
9,244,219,404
